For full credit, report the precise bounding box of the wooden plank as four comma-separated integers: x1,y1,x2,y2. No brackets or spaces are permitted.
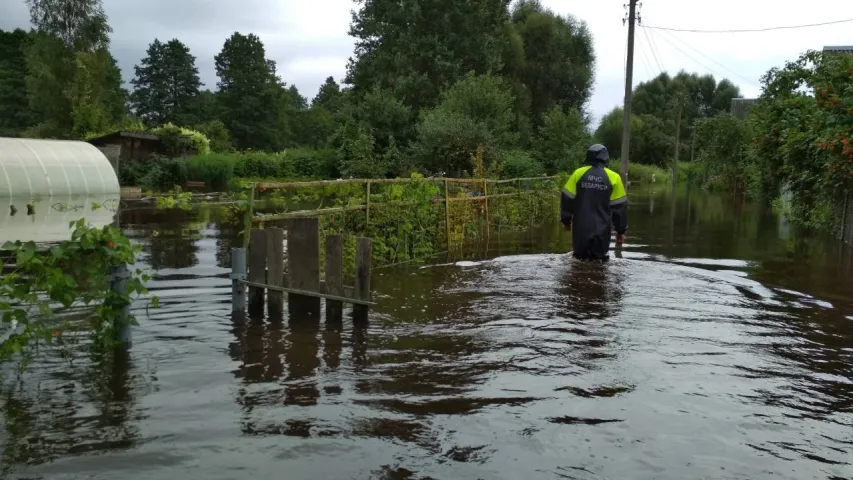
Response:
242,280,375,306
353,237,372,325
266,228,285,319
247,229,267,317
325,235,344,324
287,217,321,321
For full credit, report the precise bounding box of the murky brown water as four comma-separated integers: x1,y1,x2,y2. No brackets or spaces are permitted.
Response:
2,187,853,479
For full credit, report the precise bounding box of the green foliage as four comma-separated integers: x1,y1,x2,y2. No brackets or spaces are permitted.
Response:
26,0,111,51
214,32,287,151
22,0,127,140
627,162,670,184
739,49,853,232
413,73,517,175
535,106,590,173
1,219,155,368
347,0,510,112
499,150,546,178
312,76,344,112
130,38,202,126
595,107,671,166
153,122,211,156
510,0,596,123
0,29,38,136
694,112,748,192
193,119,233,153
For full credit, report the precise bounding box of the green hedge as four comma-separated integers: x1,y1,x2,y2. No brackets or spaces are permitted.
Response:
119,148,341,191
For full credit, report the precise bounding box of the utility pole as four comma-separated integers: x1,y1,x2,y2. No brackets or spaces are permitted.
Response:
620,0,639,184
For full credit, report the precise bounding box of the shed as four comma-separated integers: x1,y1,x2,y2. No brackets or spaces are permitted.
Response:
823,45,853,54
1,137,120,198
87,130,167,164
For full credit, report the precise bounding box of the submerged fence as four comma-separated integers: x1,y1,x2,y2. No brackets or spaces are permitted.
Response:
240,175,561,270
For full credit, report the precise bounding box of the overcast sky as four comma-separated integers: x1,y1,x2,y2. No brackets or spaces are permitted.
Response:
1,0,851,126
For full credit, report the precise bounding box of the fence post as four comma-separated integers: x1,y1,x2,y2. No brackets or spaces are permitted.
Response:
248,229,267,317
287,217,321,321
325,235,344,324
444,178,451,250
109,264,132,348
242,184,256,249
231,247,247,314
365,180,371,229
353,237,372,326
483,178,490,239
266,228,285,319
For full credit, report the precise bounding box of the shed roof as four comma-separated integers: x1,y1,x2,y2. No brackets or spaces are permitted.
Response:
823,45,853,53
0,137,120,198
87,130,160,143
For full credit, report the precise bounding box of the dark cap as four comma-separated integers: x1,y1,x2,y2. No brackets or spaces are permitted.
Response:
586,144,610,165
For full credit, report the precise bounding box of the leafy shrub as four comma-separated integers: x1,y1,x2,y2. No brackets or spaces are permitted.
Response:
153,122,211,156
499,150,546,178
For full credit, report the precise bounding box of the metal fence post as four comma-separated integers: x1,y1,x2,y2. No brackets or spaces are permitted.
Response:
231,247,247,313
109,263,132,348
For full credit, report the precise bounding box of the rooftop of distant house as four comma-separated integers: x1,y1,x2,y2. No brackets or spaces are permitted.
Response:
822,45,853,53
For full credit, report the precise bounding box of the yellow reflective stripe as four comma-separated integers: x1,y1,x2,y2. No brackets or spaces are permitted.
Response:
564,165,591,197
605,168,626,202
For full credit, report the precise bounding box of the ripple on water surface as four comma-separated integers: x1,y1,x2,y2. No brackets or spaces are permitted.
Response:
2,221,853,480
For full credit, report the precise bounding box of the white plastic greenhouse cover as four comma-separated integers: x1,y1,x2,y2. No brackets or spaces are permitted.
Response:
0,137,120,197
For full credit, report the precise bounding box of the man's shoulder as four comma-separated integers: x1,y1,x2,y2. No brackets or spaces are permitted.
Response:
603,167,623,184
570,165,592,177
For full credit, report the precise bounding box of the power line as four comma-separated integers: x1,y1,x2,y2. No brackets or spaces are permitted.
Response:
652,28,761,88
642,17,853,33
637,29,657,79
641,26,665,75
646,27,741,86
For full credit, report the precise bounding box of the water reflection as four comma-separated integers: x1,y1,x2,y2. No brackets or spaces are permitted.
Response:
1,350,142,476
0,195,118,244
3,188,853,479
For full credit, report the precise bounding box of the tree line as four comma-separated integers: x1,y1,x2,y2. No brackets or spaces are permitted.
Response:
0,0,747,181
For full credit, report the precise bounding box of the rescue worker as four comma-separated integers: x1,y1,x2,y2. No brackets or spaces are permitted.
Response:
560,144,628,261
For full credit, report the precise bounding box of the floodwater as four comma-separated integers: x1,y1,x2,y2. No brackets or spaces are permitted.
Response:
2,187,853,480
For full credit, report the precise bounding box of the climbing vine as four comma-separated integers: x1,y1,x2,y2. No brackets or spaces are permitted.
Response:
0,220,156,370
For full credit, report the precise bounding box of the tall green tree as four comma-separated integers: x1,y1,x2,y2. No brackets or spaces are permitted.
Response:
0,29,38,136
312,76,344,112
412,73,517,174
25,0,110,51
130,38,202,126
23,0,126,138
214,32,284,151
534,106,590,173
510,0,596,125
346,0,511,113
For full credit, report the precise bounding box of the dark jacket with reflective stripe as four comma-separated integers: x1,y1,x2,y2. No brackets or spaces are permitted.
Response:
560,163,628,260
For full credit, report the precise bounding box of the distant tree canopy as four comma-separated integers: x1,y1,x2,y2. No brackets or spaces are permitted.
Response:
0,0,750,181
594,70,742,167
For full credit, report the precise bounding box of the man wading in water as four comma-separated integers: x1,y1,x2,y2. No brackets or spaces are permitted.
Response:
560,144,628,261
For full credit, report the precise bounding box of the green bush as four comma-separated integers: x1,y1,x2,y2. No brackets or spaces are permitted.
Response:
153,123,211,156
185,153,237,191
627,162,670,184
499,150,546,178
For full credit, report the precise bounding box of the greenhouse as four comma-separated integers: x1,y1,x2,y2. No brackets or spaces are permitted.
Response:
0,137,120,198
0,137,120,244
